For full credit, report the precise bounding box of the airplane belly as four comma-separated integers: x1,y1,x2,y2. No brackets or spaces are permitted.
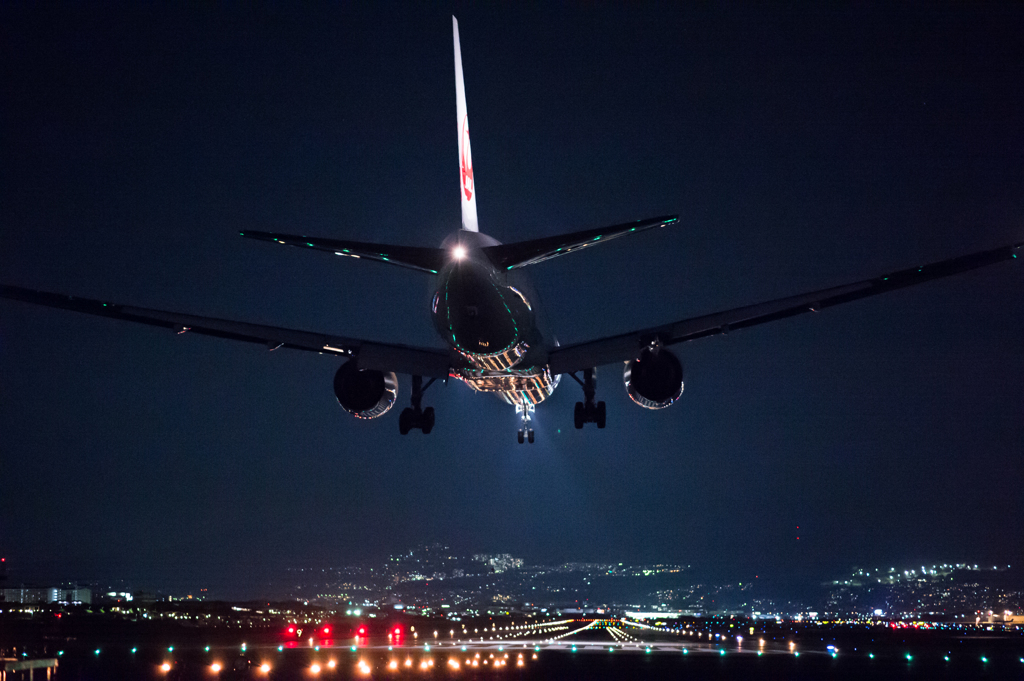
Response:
454,364,561,406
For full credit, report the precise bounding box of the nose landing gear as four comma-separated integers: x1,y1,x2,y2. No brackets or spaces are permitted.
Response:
399,375,436,434
516,402,535,444
571,367,606,429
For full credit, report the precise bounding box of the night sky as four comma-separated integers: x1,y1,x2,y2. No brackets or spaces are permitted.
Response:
2,4,1022,598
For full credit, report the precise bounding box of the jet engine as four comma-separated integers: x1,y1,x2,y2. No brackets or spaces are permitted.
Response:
623,347,684,409
333,361,399,419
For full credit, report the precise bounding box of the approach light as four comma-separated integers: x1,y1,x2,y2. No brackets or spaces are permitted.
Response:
211,662,222,672
260,663,271,673
310,663,321,674
160,662,172,672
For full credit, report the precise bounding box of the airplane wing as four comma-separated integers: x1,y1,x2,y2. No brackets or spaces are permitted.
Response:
239,231,448,274
0,285,452,378
548,241,1023,376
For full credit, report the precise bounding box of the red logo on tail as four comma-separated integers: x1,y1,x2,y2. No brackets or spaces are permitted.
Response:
460,115,474,201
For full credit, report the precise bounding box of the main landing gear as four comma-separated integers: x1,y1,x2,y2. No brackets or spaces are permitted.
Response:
399,375,436,435
516,402,535,444
571,367,606,429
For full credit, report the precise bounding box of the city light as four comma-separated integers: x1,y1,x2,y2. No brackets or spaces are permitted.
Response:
310,663,321,674
160,663,171,673
260,663,271,673
211,662,222,672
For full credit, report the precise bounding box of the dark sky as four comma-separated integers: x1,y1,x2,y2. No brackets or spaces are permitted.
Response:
2,4,1022,597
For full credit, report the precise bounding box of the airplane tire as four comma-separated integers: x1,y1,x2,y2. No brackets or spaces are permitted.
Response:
517,429,525,444
574,402,584,429
596,401,606,429
527,428,535,444
422,407,435,434
399,408,412,435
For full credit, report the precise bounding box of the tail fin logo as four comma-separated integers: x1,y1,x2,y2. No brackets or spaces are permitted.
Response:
460,115,474,201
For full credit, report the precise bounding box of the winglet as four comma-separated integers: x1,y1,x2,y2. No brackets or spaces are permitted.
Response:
453,16,479,232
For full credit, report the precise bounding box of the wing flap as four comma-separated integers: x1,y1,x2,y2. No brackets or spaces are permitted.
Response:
0,284,452,378
549,241,1022,375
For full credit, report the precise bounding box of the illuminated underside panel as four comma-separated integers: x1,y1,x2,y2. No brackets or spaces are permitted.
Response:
455,365,560,406
461,341,529,372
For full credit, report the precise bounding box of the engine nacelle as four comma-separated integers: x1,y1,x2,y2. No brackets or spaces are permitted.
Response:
333,361,398,419
623,348,684,409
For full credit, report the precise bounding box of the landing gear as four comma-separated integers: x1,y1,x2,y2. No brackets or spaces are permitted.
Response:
516,402,535,444
571,367,606,429
399,375,436,434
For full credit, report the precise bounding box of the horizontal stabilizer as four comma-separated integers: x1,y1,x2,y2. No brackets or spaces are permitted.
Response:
482,215,679,270
240,230,447,274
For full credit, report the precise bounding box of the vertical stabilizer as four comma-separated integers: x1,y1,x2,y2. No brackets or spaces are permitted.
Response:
453,16,479,232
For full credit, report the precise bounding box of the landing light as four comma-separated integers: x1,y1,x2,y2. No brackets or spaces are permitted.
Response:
453,246,467,260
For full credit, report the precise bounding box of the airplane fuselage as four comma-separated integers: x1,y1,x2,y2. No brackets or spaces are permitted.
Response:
432,230,560,406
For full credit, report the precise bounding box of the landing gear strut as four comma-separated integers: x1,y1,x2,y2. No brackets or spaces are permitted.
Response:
399,375,436,434
571,367,606,429
516,402,535,444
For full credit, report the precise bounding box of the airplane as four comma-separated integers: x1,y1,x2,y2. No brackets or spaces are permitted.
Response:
1,17,1021,444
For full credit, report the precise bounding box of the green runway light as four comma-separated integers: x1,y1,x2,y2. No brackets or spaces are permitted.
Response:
719,649,725,656
58,651,64,657
794,652,800,657
168,647,174,653
461,647,467,651
905,653,913,661
981,656,988,663
869,653,875,659
757,650,763,656
94,649,101,656
571,646,577,652
314,646,319,651
241,643,246,651
277,646,283,652
944,655,950,661
132,648,137,654
683,648,688,654
350,646,357,652
205,646,210,652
